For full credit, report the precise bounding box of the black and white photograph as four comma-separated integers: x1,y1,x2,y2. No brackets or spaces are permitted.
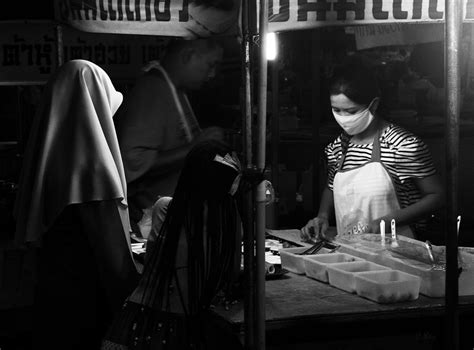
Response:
1,1,474,349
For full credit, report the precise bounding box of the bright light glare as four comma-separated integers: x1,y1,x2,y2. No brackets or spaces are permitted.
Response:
266,32,278,61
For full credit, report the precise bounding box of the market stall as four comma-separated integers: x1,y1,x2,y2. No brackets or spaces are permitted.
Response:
259,1,470,349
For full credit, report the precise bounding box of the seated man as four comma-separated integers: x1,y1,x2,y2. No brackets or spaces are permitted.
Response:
114,38,225,237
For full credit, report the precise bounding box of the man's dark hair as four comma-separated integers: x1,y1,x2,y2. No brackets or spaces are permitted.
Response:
164,38,222,58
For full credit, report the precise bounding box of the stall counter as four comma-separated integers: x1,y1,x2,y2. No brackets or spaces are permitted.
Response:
210,272,474,349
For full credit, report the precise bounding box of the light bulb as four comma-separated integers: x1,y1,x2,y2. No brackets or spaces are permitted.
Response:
266,32,277,61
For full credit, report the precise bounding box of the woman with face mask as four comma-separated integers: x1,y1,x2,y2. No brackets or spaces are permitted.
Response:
301,55,443,241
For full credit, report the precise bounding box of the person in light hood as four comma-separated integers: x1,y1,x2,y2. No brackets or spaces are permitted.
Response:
14,59,139,350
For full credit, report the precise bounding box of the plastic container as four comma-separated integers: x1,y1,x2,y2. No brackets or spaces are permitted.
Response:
333,234,474,297
355,269,421,303
326,261,390,293
279,246,331,274
303,253,363,283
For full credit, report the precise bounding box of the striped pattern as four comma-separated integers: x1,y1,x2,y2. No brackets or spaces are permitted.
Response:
325,124,436,210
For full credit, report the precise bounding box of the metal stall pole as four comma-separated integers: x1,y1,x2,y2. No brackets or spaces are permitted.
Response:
311,30,321,215
270,38,279,229
444,0,462,349
55,24,64,67
241,0,257,348
255,0,269,348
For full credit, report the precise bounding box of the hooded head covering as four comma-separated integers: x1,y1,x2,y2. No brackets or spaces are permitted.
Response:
14,59,128,245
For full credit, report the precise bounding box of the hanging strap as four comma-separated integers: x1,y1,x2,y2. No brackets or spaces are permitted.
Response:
337,130,382,172
153,63,197,142
371,129,382,162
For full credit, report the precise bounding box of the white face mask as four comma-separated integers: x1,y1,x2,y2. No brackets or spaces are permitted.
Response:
332,102,375,135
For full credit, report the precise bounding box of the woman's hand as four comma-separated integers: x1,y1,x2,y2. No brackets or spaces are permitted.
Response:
301,216,329,242
363,220,381,234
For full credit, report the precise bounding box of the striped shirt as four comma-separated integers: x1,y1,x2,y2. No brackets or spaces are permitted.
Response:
325,123,436,210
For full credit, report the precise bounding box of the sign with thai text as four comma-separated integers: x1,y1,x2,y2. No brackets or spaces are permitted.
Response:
54,0,241,38
267,0,474,32
54,0,474,36
352,23,444,50
0,22,169,84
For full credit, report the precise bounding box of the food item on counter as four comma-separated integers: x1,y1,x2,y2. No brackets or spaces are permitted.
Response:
265,262,276,275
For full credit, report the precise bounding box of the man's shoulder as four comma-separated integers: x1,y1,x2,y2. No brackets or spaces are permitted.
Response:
117,70,175,122
133,69,169,91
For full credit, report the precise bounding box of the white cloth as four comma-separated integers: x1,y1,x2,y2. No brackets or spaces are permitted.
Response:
14,59,130,245
333,132,413,238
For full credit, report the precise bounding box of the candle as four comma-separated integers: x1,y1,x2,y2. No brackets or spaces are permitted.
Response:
380,219,385,247
457,215,461,236
391,219,399,248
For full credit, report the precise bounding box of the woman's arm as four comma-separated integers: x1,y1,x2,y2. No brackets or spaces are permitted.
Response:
369,174,444,232
301,186,334,240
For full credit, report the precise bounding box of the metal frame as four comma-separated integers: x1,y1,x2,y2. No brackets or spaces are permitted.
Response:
444,1,462,349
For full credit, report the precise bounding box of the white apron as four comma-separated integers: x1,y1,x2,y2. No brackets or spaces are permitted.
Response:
333,132,414,238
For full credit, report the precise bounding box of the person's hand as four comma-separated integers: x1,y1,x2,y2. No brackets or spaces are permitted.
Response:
301,216,329,242
195,126,225,143
362,220,381,234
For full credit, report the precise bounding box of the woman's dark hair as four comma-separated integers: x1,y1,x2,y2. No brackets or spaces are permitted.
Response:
139,140,241,317
178,140,241,200
329,54,381,106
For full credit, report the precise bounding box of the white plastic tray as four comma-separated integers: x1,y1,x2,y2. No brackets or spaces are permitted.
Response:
354,269,421,303
326,261,390,293
279,247,331,274
335,234,474,297
303,253,363,283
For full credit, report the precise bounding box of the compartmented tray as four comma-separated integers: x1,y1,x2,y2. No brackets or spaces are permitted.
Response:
279,247,331,274
326,261,390,293
335,235,386,261
335,234,474,298
354,269,421,303
267,229,474,298
303,253,363,283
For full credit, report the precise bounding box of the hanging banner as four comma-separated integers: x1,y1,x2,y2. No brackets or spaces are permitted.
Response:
267,0,474,32
0,22,169,84
55,0,474,36
54,0,241,38
351,23,444,50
